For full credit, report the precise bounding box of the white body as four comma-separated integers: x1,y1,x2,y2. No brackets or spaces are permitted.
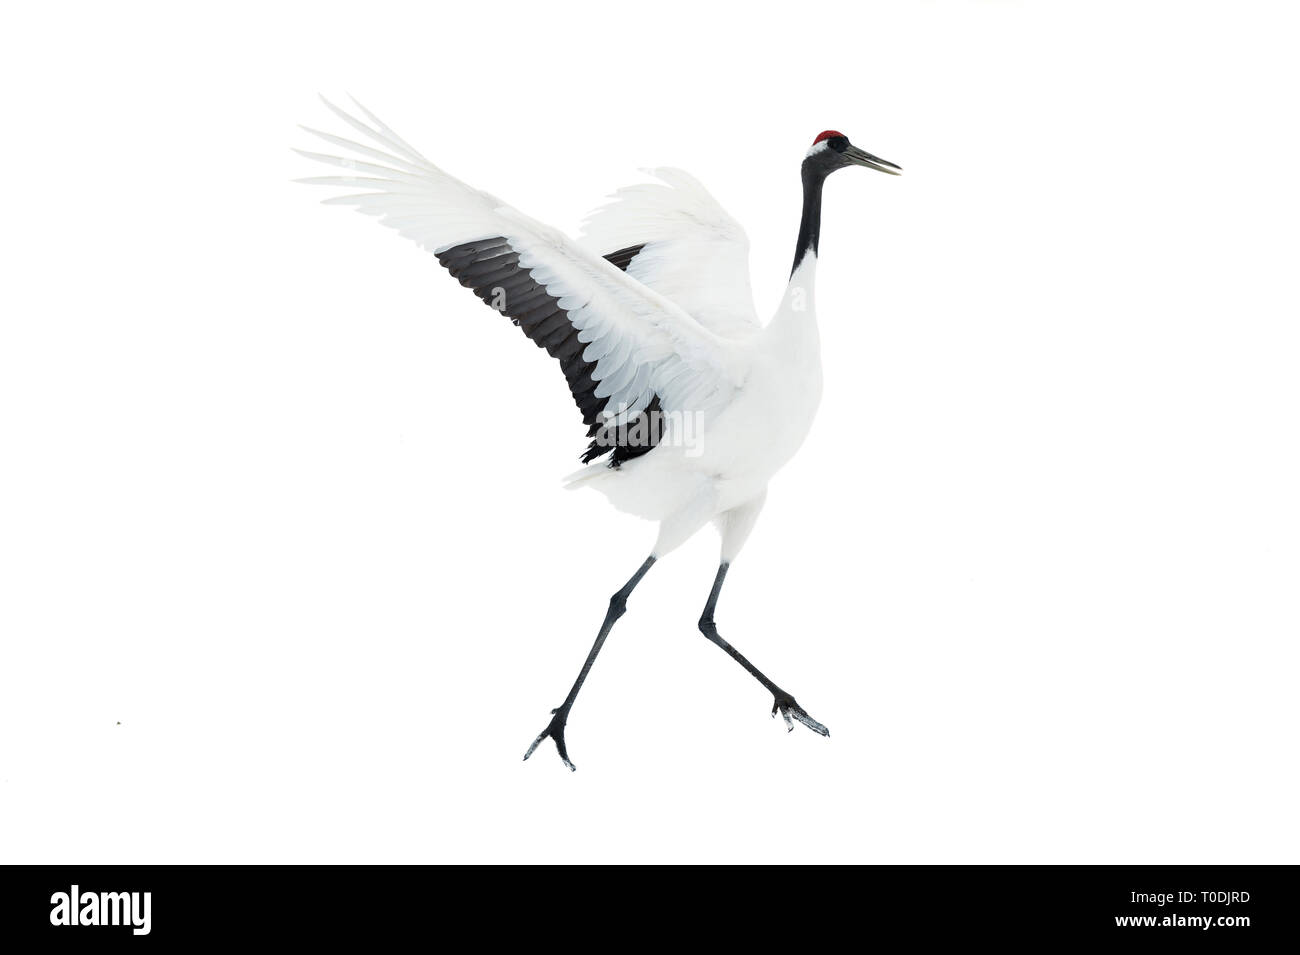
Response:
569,257,822,559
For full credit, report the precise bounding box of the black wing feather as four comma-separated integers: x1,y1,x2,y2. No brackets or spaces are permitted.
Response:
433,239,659,466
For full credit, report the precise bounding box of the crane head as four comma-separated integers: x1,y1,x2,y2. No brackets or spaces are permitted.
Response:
806,131,902,177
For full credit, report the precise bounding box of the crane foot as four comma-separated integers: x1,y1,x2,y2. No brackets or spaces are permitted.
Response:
522,706,576,771
772,693,830,737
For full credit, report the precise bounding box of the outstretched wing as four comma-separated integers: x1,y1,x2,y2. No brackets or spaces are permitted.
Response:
579,168,761,340
296,98,747,463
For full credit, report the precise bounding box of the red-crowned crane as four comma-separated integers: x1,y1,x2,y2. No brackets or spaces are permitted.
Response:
297,100,901,769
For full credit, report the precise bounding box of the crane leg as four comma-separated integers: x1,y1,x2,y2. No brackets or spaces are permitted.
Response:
698,563,830,737
523,556,656,771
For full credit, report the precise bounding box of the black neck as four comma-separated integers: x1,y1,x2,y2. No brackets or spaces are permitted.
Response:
790,166,825,277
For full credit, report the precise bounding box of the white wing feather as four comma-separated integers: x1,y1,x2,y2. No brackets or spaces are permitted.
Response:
297,98,747,425
578,168,760,339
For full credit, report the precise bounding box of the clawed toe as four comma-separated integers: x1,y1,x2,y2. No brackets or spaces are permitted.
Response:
771,694,830,737
523,707,577,771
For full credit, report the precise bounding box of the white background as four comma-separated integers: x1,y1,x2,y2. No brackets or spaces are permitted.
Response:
2,1,1296,864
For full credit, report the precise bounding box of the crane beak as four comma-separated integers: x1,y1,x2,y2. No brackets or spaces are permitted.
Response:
845,145,902,175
